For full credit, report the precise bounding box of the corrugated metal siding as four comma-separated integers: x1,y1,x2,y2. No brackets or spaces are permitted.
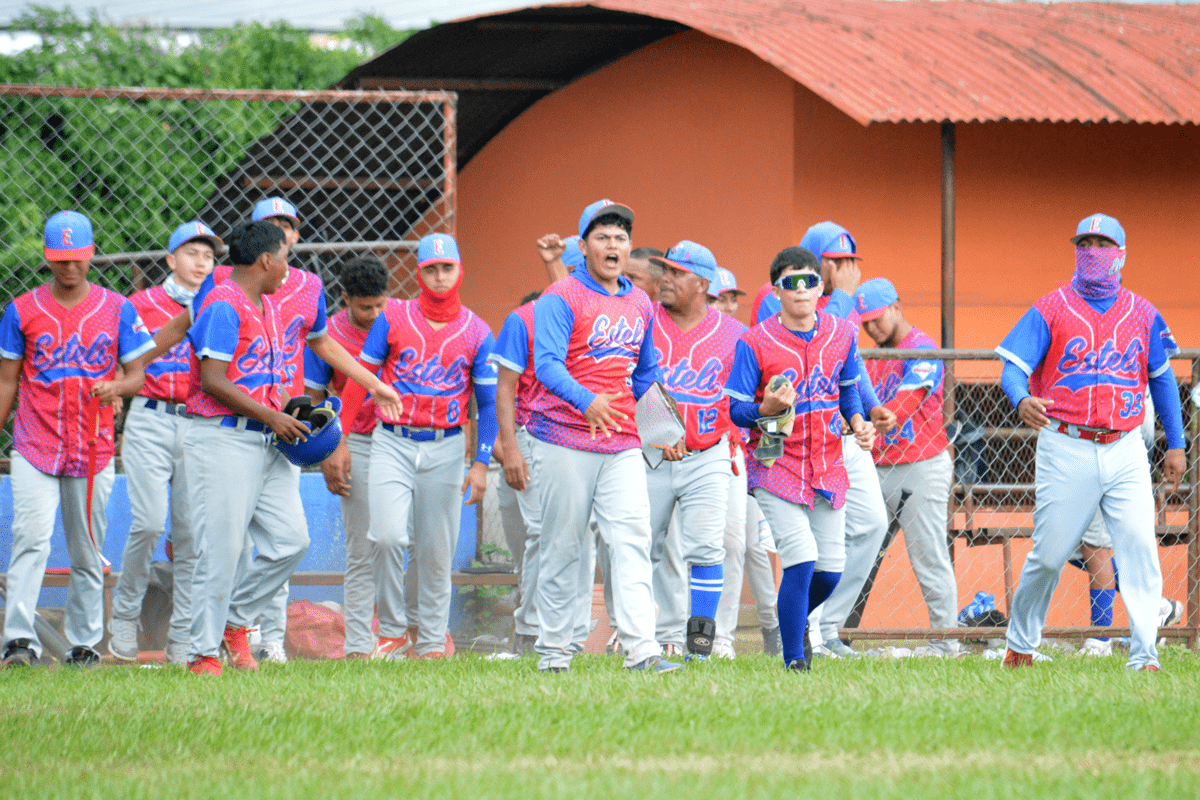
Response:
586,0,1200,124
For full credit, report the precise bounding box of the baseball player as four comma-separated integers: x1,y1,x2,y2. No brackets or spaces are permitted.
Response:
528,199,678,673
724,246,875,671
997,213,1185,672
331,232,497,660
0,211,154,668
303,255,392,659
708,267,780,659
182,220,313,676
108,221,221,665
854,277,961,656
641,241,743,658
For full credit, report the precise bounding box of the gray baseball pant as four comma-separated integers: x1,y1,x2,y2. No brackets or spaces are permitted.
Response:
877,450,959,655
338,433,376,656
184,416,309,660
645,438,730,648
112,399,192,643
506,427,543,638
368,424,463,656
4,453,113,657
530,439,658,669
812,436,888,642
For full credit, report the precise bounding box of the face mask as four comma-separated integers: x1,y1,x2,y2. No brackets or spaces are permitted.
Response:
162,275,197,306
1070,246,1125,301
417,265,463,322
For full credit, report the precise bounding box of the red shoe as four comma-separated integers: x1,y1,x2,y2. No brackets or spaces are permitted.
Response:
372,631,415,660
1141,664,1160,673
189,655,223,676
416,651,445,660
344,652,371,661
1002,648,1033,668
222,625,259,671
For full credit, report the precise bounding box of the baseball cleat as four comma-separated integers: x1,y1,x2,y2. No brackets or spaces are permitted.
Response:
107,617,139,661
1140,664,1161,673
2,639,36,668
823,638,858,658
1002,648,1034,668
65,645,102,669
785,658,810,672
188,655,223,676
1159,598,1184,628
539,666,568,673
1078,637,1113,657
344,652,371,661
221,625,259,671
711,639,736,660
372,634,415,660
761,625,782,657
256,641,288,664
627,655,683,673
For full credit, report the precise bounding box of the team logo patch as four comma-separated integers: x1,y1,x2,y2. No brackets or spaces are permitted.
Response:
273,199,285,214
585,314,645,361
434,239,445,256
912,362,936,381
839,234,850,251
1089,215,1102,232
62,229,73,246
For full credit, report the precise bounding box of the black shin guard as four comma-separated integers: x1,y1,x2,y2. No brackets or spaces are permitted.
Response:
687,616,716,655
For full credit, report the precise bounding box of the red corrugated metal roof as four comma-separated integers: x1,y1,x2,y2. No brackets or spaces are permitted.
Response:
569,0,1200,125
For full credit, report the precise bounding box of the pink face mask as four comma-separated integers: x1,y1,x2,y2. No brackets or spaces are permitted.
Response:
1071,246,1125,301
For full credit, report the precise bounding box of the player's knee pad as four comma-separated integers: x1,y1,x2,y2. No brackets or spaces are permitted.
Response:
687,615,716,655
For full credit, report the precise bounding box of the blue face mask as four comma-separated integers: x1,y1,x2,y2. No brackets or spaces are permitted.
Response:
1071,246,1125,301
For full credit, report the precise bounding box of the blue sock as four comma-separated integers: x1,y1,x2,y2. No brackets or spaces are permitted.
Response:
1090,588,1115,641
777,561,816,665
808,571,842,612
689,564,723,620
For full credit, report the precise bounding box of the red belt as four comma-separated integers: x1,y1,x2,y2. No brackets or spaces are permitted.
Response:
1055,421,1123,445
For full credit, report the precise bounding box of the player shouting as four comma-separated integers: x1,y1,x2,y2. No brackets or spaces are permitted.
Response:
528,199,678,673
997,213,1185,672
0,211,154,668
332,233,497,660
725,247,874,671
855,277,961,656
643,241,744,658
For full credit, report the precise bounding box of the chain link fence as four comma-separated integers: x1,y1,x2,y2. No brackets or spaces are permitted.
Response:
0,83,457,454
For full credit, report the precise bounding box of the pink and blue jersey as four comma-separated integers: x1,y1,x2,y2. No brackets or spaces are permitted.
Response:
488,301,537,427
724,312,863,508
185,281,285,417
529,270,661,454
866,327,948,465
129,284,191,403
196,264,327,399
997,285,1180,439
304,306,387,436
0,284,154,476
359,299,498,463
653,304,745,452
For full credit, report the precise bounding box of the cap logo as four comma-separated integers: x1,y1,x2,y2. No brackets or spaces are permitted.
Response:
433,239,445,256
839,234,850,251
62,228,72,246
273,199,284,214
1089,216,1102,233
857,294,867,310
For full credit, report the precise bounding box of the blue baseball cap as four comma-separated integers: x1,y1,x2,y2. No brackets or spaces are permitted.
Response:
561,234,585,270
168,221,223,254
418,232,460,267
44,210,94,261
1071,213,1126,248
706,266,745,299
578,199,634,238
650,240,719,286
252,197,300,227
854,277,899,321
799,221,861,260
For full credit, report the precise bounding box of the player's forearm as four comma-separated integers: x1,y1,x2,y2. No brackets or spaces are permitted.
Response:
495,371,520,449
544,257,568,283
138,311,190,368
839,384,865,424
201,372,279,425
310,334,384,393
111,365,146,398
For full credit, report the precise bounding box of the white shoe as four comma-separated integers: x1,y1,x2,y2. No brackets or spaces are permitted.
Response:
107,617,139,661
1078,637,1113,657
711,639,736,660
166,640,190,666
256,641,288,664
1159,598,1184,628
1032,650,1054,662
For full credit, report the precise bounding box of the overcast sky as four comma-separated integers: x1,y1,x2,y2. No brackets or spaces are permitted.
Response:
2,0,1197,31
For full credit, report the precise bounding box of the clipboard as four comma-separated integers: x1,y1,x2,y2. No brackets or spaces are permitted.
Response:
635,381,686,469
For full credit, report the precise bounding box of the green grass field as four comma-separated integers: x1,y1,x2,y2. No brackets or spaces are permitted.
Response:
5,647,1199,799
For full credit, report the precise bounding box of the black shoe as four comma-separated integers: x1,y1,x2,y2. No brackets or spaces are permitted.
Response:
2,639,36,668
761,625,782,657
539,666,568,673
803,623,813,668
65,645,101,669
786,658,810,672
686,616,716,656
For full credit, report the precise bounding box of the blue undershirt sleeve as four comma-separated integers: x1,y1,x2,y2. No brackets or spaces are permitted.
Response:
473,381,499,464
630,313,662,400
533,293,595,412
1000,361,1032,409
725,339,763,429
822,289,854,319
1148,370,1185,450
856,355,881,412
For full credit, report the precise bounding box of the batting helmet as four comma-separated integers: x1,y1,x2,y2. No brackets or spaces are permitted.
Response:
275,396,343,467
